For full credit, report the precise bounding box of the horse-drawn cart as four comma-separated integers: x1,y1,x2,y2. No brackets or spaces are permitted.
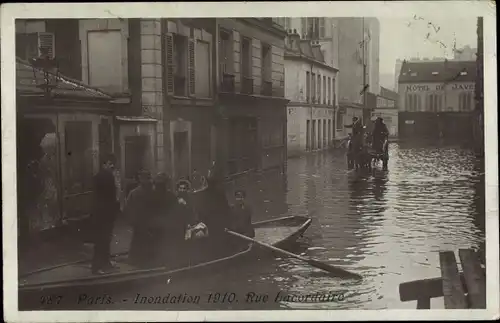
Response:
347,136,389,170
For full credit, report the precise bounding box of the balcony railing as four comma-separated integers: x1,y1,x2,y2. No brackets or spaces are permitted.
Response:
241,77,254,95
220,73,235,93
261,80,272,96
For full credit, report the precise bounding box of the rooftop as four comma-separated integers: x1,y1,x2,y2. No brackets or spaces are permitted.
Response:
398,60,476,84
379,86,398,101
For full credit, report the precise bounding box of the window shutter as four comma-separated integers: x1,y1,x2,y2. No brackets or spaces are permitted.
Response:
38,32,55,58
188,38,196,96
165,33,174,95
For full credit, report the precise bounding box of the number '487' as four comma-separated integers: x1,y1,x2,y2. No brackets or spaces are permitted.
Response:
40,296,62,305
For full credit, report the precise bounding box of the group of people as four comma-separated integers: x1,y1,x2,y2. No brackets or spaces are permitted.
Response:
345,116,389,153
90,155,255,275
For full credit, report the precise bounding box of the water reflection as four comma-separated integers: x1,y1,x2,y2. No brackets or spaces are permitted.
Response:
83,143,485,310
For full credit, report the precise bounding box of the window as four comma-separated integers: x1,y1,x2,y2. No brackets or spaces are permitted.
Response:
323,75,326,104
301,18,307,36
87,31,123,93
317,74,321,103
323,119,327,148
64,121,94,195
336,110,343,131
306,71,311,102
328,119,332,145
311,73,316,102
302,18,324,39
173,34,188,96
327,77,331,105
219,29,233,75
261,43,272,82
18,117,62,232
306,120,310,151
459,92,473,111
195,40,211,97
406,93,421,112
319,18,326,38
332,78,336,106
241,37,252,78
427,94,442,112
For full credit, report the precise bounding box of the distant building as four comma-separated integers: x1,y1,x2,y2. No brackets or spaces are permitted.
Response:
284,30,338,156
397,59,476,140
273,17,380,141
373,86,399,137
453,45,477,61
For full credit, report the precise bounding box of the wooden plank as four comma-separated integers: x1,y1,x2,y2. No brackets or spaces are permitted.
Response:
440,251,468,309
399,274,466,301
459,249,486,309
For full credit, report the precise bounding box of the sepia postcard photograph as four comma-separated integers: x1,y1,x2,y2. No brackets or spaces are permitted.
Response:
1,1,498,322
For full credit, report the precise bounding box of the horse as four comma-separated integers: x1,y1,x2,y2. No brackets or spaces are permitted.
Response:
370,138,389,170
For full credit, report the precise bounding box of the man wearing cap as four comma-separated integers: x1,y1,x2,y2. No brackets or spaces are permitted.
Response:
91,154,120,275
372,117,389,153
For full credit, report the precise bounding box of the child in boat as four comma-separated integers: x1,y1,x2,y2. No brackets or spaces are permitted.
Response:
230,190,255,238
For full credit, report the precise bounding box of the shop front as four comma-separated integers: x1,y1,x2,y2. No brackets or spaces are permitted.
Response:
16,58,118,240
217,94,288,177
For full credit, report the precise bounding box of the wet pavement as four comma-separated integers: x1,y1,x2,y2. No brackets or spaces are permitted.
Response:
19,142,485,311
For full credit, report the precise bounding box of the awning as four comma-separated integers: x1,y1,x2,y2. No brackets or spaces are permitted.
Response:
16,57,113,101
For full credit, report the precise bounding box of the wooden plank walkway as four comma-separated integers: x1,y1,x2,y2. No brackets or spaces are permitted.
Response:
399,248,486,309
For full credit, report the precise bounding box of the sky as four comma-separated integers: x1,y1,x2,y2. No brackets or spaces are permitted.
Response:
378,16,478,86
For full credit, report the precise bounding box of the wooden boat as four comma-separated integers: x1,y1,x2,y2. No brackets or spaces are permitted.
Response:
18,215,312,298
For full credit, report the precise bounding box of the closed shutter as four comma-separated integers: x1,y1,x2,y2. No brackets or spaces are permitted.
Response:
165,33,174,95
38,32,55,58
188,38,196,96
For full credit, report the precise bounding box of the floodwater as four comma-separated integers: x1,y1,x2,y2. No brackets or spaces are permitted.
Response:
39,142,486,311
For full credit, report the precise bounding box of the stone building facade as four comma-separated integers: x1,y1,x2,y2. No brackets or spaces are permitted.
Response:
398,60,476,140
283,31,338,157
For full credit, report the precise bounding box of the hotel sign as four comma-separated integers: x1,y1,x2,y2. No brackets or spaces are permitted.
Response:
405,83,475,92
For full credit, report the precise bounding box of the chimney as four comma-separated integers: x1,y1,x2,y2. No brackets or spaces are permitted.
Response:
287,29,301,51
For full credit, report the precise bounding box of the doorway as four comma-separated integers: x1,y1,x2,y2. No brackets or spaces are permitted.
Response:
173,131,190,181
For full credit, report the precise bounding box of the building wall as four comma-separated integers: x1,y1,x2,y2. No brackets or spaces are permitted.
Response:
331,18,380,104
372,108,399,137
398,81,476,112
217,19,287,175
284,54,337,156
367,18,380,95
218,18,285,96
287,106,335,156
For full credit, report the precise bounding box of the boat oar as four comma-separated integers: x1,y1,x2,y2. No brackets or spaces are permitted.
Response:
225,229,362,280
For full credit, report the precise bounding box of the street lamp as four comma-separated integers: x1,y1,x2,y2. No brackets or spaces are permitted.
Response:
28,47,60,97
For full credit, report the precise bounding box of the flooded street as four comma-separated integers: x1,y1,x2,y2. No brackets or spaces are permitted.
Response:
84,143,485,310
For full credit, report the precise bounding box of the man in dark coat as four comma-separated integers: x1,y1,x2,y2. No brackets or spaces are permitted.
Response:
196,163,233,257
372,117,389,153
229,190,255,238
91,154,120,275
125,170,157,268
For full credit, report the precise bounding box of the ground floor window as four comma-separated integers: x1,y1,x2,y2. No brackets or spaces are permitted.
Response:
17,114,114,236
336,110,344,132
306,119,311,151
17,116,61,234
